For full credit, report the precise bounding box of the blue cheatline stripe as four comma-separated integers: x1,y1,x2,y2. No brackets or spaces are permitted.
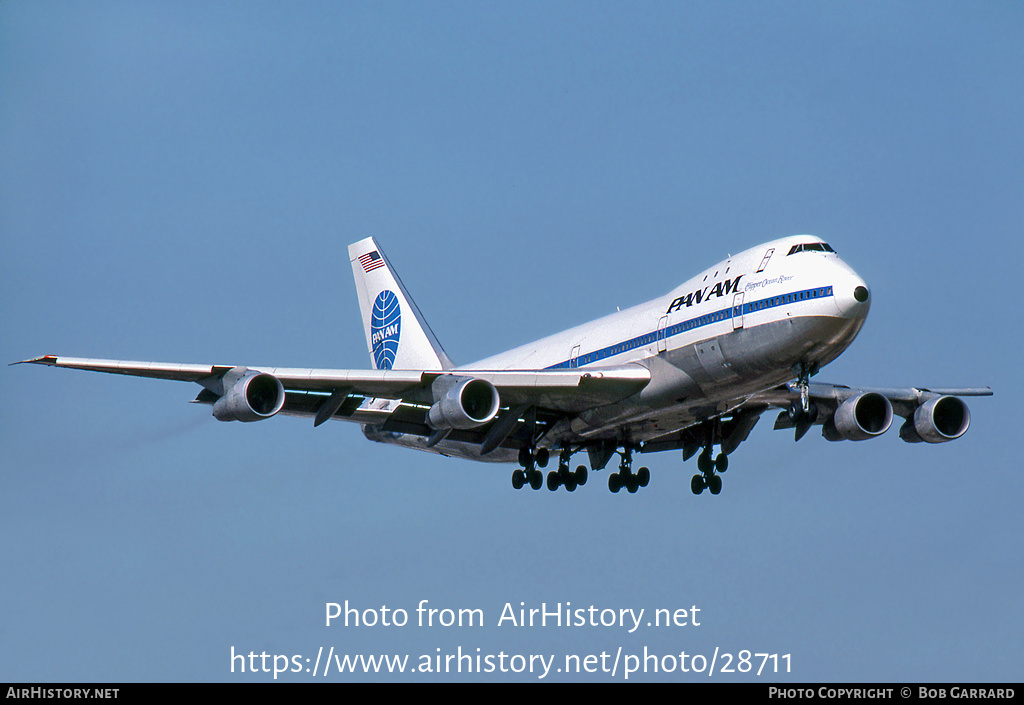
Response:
545,286,834,370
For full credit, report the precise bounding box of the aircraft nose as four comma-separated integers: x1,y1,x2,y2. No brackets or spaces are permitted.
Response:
834,272,871,319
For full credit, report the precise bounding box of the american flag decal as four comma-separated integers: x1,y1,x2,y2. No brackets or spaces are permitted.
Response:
358,251,385,273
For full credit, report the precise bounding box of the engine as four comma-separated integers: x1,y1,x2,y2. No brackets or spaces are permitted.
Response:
828,392,893,441
427,377,500,430
899,395,971,443
212,370,286,422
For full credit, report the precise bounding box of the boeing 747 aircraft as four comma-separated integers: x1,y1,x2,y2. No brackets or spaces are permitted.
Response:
16,235,991,495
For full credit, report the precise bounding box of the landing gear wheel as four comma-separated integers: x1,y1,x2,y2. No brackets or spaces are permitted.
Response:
708,474,722,495
691,474,705,495
609,473,622,493
512,469,525,490
715,454,728,473
788,400,819,424
697,450,713,474
518,447,531,468
529,470,543,490
637,466,650,487
535,448,550,468
547,471,560,491
575,465,588,486
564,476,578,492
787,401,803,423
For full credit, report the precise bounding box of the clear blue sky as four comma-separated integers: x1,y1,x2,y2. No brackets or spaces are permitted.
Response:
2,1,1021,682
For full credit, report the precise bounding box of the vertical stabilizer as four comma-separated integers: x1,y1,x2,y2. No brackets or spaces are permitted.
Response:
348,237,454,371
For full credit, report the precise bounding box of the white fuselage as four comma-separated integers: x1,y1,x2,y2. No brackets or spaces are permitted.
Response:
377,234,870,460
466,235,867,374
483,235,865,443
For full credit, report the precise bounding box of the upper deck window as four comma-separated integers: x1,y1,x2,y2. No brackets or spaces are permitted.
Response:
787,242,835,255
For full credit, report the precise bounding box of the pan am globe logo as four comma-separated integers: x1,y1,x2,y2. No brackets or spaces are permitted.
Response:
370,290,401,370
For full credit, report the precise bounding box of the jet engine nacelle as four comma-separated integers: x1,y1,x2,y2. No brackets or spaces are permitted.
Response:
212,370,286,422
830,392,893,441
899,395,971,443
427,377,500,430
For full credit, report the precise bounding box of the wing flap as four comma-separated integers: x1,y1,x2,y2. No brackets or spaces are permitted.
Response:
453,366,650,411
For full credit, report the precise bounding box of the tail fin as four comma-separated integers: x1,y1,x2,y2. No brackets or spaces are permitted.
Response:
348,237,454,371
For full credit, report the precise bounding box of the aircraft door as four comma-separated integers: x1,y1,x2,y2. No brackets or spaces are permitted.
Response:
569,345,581,369
657,316,668,353
732,293,745,330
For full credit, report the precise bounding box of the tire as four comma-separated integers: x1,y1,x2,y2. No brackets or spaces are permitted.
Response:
609,473,622,493
708,474,722,495
691,474,705,495
697,451,713,474
529,470,543,490
715,454,728,473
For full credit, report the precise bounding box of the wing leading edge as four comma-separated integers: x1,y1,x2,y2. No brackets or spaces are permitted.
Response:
14,355,651,417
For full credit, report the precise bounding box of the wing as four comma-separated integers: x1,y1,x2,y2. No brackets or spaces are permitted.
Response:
14,355,650,450
747,381,993,443
639,380,992,463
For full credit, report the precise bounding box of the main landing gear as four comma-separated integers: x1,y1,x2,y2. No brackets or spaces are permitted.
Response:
547,449,588,492
511,427,744,496
511,447,547,490
512,446,589,492
607,447,649,494
512,435,735,496
690,444,727,495
512,445,648,493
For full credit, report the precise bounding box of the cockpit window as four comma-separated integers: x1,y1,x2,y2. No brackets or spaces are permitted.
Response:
787,242,836,255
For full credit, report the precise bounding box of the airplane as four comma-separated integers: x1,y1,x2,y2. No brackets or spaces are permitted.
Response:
15,234,992,495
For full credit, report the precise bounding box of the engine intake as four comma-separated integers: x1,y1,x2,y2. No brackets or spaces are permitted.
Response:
830,392,893,441
899,395,971,443
212,370,286,422
427,377,500,430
